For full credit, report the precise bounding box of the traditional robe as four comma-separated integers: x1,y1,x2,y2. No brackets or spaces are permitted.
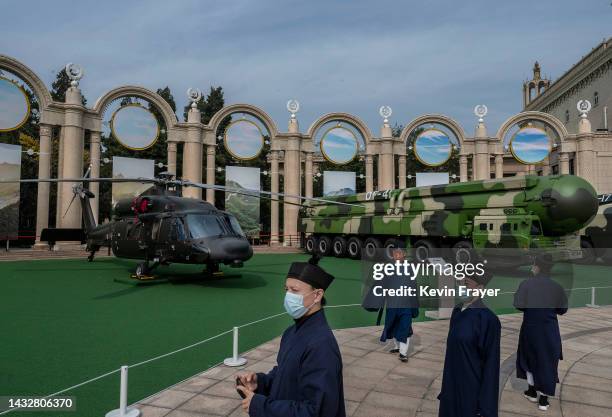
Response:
379,272,419,343
438,299,501,417
250,309,345,417
513,274,568,396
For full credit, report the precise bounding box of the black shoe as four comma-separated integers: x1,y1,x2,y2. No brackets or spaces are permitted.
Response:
389,348,400,354
399,354,408,362
538,395,549,411
524,385,537,403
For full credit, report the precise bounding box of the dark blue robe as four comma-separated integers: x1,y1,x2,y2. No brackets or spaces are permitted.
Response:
513,275,568,396
250,309,345,417
438,299,501,417
379,273,419,344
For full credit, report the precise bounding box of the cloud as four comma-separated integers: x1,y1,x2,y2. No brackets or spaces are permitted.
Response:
1,0,610,135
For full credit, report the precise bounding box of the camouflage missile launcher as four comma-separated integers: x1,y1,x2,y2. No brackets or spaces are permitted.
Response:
579,194,612,263
300,175,598,264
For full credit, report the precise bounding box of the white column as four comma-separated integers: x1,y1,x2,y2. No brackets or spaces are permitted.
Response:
270,151,279,245
206,145,215,204
459,154,468,182
89,131,101,224
494,153,504,179
398,155,407,189
304,153,313,199
182,106,203,199
167,141,177,176
365,155,374,192
35,124,52,241
283,119,301,246
58,87,85,229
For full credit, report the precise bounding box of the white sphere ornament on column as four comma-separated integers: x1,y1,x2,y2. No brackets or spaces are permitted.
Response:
187,88,202,109
379,106,392,124
65,63,84,87
577,99,592,119
287,99,300,119
474,104,488,123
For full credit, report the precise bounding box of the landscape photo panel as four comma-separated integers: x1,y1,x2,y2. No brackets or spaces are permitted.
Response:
0,143,22,239
323,171,356,197
111,156,155,206
225,165,260,237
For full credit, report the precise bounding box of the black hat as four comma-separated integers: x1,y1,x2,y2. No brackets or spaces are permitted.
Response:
533,252,554,273
287,254,335,290
468,270,493,287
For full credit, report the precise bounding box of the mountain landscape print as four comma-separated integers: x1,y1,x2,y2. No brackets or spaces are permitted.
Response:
0,143,21,239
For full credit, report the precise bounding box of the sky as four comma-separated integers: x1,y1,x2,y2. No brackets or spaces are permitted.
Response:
1,0,611,135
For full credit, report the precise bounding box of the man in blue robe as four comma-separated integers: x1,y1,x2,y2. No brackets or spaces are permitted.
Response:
514,253,568,412
438,271,501,417
379,248,419,362
236,255,345,417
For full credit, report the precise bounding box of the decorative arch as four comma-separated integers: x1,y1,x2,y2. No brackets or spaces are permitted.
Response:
399,114,466,147
92,85,178,128
0,54,54,110
496,111,568,142
207,103,278,137
307,112,373,143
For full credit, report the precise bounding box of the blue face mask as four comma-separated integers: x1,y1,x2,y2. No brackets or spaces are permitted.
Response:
284,290,316,319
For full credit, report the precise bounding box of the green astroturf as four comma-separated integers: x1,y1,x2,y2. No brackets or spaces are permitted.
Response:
1,254,611,417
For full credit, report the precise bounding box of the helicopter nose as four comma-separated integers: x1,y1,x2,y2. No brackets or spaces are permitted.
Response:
199,237,253,262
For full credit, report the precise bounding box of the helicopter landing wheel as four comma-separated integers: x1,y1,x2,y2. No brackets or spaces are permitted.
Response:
135,262,149,278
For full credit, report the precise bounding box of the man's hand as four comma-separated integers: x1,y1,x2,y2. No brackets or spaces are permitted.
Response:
237,385,254,414
237,372,258,391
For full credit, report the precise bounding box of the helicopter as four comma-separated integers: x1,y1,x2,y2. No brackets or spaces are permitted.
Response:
4,171,360,279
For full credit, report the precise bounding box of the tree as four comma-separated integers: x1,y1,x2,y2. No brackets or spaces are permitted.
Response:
50,68,87,105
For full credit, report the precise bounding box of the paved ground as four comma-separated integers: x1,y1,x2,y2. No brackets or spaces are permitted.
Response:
133,306,612,417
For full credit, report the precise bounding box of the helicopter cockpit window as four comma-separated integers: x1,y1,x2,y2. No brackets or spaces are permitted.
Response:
186,214,225,239
170,219,186,241
228,215,245,237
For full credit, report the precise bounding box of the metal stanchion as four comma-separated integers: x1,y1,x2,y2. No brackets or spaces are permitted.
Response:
223,327,247,367
105,366,140,417
586,287,600,308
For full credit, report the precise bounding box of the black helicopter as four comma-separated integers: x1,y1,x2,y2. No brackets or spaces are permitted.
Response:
4,172,359,278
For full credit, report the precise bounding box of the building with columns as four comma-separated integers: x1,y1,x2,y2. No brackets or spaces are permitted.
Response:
1,50,611,247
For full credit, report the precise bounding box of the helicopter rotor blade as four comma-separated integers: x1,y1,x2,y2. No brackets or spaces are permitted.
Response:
62,193,78,219
0,177,159,184
180,180,363,208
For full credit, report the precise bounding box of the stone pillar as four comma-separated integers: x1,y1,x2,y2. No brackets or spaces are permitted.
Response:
167,141,177,176
559,152,570,175
494,153,504,179
474,122,490,180
283,118,301,246
270,151,280,245
365,154,374,192
89,131,101,224
541,156,551,176
55,126,65,227
459,154,468,182
205,145,215,204
398,155,407,189
35,124,52,241
182,106,203,199
304,152,313,199
576,115,595,187
58,87,85,229
379,123,394,189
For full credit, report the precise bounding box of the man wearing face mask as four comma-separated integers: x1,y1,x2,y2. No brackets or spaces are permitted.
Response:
514,253,568,412
438,270,501,417
236,254,345,417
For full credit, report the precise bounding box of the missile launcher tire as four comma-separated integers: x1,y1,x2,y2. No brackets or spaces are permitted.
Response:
347,237,362,259
318,236,333,256
364,237,383,261
452,240,474,264
332,236,348,257
384,238,405,261
305,235,318,254
413,239,436,262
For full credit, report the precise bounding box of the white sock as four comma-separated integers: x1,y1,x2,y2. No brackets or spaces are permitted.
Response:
526,371,534,386
399,338,410,355
393,339,399,349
